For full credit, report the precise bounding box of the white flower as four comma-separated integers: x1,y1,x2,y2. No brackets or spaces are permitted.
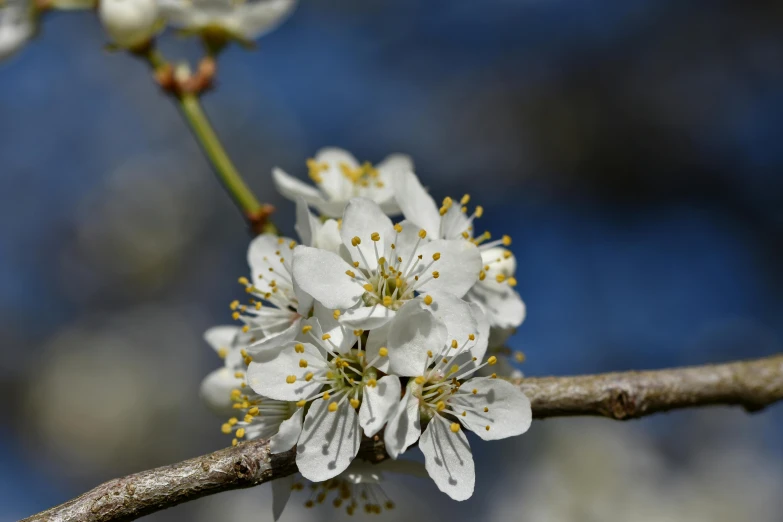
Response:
247,317,400,482
199,325,249,414
0,0,35,62
272,459,427,519
291,197,482,335
273,148,413,218
159,0,297,44
294,197,342,254
99,0,162,49
393,169,526,333
383,315,532,500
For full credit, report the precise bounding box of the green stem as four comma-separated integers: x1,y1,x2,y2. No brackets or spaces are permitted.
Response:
178,93,263,216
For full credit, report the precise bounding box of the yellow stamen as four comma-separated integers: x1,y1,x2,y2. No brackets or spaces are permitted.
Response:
423,295,433,306
286,375,297,384
488,356,498,365
378,347,388,357
450,423,460,433
328,402,338,412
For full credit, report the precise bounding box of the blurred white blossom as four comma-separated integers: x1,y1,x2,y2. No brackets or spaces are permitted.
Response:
0,0,34,61
159,0,297,45
99,0,162,49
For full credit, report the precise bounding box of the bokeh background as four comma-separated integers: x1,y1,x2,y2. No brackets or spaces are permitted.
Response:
2,0,783,520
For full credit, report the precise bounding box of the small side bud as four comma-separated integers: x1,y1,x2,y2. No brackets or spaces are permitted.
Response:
99,0,161,49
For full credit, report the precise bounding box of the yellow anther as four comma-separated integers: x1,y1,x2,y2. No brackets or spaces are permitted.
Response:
503,250,512,259
321,333,331,341
371,232,380,242
508,276,518,287
483,407,489,413
378,256,386,265
247,406,259,416
432,271,440,279
241,325,249,333
244,414,253,423
395,277,403,288
382,295,393,307
502,235,512,246
345,270,356,278
450,423,461,433
350,398,360,409
353,329,364,337
228,417,238,426
475,206,484,218
432,252,441,261
461,194,470,205
232,438,238,446
238,276,249,286
294,343,305,353
351,236,361,247
217,347,228,359
305,372,314,382
322,391,331,400
353,261,360,268
515,351,526,362
436,401,446,411
418,229,427,239
230,389,242,400
231,311,240,321
299,359,308,368
449,364,460,375
366,378,377,387
491,372,497,379
328,402,338,412
496,274,506,283
235,428,245,438
461,231,470,239
286,375,297,384
439,206,448,216
461,411,467,416
301,325,313,334
451,339,458,349
234,371,244,379
488,356,498,365
296,400,307,408
379,347,389,357
394,223,403,233
479,271,486,281
230,300,240,310
468,333,476,341
221,423,232,434
414,376,425,384
485,425,490,431
423,295,433,306
363,284,374,292
472,388,478,395
427,350,433,358
243,355,253,365
254,301,262,310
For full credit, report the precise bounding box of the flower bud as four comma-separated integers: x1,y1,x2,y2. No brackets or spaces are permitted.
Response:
99,0,161,49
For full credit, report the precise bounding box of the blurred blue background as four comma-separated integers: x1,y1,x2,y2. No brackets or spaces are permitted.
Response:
2,0,783,520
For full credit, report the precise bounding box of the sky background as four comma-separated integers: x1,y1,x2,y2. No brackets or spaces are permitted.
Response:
1,0,783,520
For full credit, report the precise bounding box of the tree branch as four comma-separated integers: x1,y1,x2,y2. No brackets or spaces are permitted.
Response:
23,354,783,522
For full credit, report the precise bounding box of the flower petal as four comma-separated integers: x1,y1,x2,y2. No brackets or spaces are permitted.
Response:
238,0,298,39
315,219,344,255
419,418,475,501
392,169,440,235
386,300,447,376
427,294,490,369
296,398,361,482
314,147,357,201
199,368,242,415
440,202,472,240
247,318,300,358
340,197,394,272
203,326,241,356
271,473,294,521
414,239,481,298
383,388,421,459
270,406,304,453
292,245,365,310
467,283,526,329
272,167,325,205
359,375,401,437
310,306,354,353
340,304,396,330
294,196,319,247
247,233,297,295
246,342,324,401
454,377,532,441
364,322,391,373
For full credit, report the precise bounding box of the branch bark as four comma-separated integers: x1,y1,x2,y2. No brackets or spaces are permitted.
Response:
23,354,783,522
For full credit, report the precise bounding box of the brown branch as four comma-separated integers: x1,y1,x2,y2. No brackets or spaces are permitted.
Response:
23,354,783,522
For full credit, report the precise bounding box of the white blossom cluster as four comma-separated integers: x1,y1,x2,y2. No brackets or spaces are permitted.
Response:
201,149,531,517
